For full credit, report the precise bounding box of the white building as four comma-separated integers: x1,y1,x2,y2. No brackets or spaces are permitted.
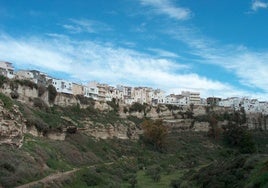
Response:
110,88,124,102
83,86,99,100
49,78,73,94
0,61,15,79
182,91,201,105
149,89,166,105
30,70,51,86
165,94,189,106
133,87,150,104
15,70,34,81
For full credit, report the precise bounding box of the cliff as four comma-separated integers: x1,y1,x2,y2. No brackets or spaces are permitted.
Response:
0,80,267,146
0,100,26,147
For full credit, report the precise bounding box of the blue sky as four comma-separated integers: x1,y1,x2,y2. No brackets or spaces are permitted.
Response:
0,0,268,99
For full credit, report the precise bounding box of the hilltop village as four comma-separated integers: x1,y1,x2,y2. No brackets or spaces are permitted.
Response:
1,61,268,115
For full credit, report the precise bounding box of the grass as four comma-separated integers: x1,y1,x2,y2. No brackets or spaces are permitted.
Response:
136,169,185,188
0,93,13,110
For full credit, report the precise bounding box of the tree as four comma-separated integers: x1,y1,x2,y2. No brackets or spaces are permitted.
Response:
146,165,162,182
48,84,57,103
208,114,221,140
141,119,168,151
223,122,256,153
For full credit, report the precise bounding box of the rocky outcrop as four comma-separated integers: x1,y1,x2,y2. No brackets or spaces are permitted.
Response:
81,120,142,140
0,102,26,147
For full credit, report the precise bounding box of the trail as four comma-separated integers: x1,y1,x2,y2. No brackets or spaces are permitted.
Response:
16,168,79,188
15,161,114,188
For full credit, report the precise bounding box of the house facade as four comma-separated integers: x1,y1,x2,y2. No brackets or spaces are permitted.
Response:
0,61,15,79
48,78,73,94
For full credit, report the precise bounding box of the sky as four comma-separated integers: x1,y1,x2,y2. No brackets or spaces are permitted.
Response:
0,0,268,100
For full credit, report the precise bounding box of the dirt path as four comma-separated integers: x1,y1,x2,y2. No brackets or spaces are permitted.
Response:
15,161,114,188
16,168,79,188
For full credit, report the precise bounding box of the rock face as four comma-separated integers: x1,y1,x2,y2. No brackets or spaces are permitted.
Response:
81,120,142,140
0,102,26,147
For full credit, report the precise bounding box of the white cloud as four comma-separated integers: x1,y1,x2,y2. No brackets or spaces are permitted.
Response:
147,48,180,58
0,33,238,98
140,0,191,20
165,25,268,99
62,19,111,34
252,0,268,11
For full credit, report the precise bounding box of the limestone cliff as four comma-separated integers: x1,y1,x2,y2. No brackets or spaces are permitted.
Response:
0,101,26,147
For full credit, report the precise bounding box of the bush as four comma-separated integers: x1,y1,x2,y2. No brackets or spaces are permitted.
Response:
79,168,104,186
146,165,162,182
26,116,49,134
33,97,48,110
38,85,46,97
141,119,168,152
14,79,38,89
0,75,8,87
48,85,57,103
76,94,95,105
223,122,256,153
0,162,15,173
129,102,146,113
107,98,119,112
0,93,13,109
10,90,19,99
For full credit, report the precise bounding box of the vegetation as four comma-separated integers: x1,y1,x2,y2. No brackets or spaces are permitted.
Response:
47,84,57,103
0,93,13,109
0,92,268,187
129,102,146,113
14,79,38,89
141,119,168,152
0,75,8,87
76,94,95,106
223,122,256,153
107,98,119,112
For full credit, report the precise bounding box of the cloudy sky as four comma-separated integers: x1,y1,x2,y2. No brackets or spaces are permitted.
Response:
0,0,268,99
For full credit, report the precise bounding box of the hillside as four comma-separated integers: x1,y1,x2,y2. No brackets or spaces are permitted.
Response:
0,84,268,187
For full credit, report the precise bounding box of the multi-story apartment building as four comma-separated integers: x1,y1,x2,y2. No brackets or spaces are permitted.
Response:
84,86,99,100
133,87,150,104
30,70,51,86
165,94,189,106
15,70,34,81
88,81,109,101
72,83,84,96
207,97,222,106
0,61,15,79
182,91,201,105
48,78,73,94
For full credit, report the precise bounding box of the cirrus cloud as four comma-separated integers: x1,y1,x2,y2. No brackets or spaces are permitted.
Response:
0,32,241,98
139,0,192,20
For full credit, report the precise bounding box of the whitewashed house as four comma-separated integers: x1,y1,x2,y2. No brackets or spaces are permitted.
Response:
49,78,73,94
0,61,15,79
15,70,35,81
84,86,99,100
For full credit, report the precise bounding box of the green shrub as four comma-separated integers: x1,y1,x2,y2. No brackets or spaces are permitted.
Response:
0,75,8,87
0,93,13,109
0,162,15,173
10,90,19,99
145,165,162,182
48,85,57,103
14,79,38,89
76,94,95,105
33,97,48,110
26,116,49,134
107,98,119,112
223,122,256,153
129,102,146,113
79,168,104,186
38,85,46,97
